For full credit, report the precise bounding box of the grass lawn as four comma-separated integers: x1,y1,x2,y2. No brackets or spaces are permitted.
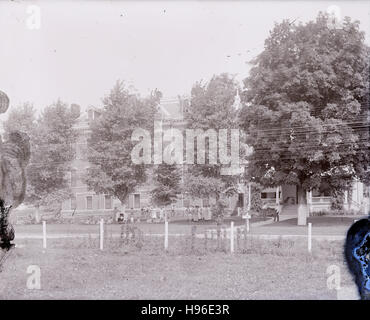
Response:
254,215,367,236
0,236,356,300
13,216,268,237
13,215,365,238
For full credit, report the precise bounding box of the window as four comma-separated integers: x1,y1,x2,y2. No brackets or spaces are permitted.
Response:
312,189,331,197
71,169,77,187
86,196,93,210
71,195,77,210
237,193,244,207
202,198,209,207
105,195,112,210
312,180,331,197
134,194,140,209
261,192,276,199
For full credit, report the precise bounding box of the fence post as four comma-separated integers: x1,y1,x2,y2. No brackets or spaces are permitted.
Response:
100,219,104,251
308,222,312,253
164,220,168,250
216,225,221,250
42,220,47,249
230,221,234,253
236,228,240,250
204,231,207,251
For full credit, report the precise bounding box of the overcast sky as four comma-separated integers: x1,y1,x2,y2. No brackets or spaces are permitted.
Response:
0,0,369,116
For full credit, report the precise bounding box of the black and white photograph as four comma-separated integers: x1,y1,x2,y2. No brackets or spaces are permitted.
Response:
0,0,369,305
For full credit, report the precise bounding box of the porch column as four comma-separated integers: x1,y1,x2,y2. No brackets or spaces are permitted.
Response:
344,190,349,210
297,187,308,226
307,191,312,215
276,187,279,205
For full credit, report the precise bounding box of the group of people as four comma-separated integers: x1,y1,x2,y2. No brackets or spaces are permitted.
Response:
114,205,216,224
184,206,212,222
114,202,283,224
114,205,176,223
147,206,173,222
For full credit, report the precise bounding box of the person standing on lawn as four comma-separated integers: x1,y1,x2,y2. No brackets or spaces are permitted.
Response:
151,206,157,222
159,207,165,222
188,207,192,222
275,202,283,222
184,207,187,221
199,206,203,221
113,206,119,222
170,204,175,218
193,206,199,222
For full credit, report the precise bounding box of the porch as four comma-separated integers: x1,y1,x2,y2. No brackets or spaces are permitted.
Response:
259,183,365,216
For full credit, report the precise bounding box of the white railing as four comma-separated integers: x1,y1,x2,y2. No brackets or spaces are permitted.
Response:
311,196,331,204
261,198,277,204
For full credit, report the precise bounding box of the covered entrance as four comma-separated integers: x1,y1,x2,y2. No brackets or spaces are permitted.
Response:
281,185,297,205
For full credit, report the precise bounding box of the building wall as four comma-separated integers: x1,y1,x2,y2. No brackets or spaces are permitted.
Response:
61,103,367,219
61,101,192,218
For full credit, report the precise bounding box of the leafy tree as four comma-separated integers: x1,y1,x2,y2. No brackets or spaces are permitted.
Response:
4,101,78,216
240,13,369,224
212,198,228,223
250,184,264,213
183,173,224,200
28,101,78,213
84,81,160,205
3,103,36,137
151,164,181,207
183,73,241,201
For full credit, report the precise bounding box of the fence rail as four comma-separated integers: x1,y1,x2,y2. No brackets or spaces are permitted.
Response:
34,220,320,254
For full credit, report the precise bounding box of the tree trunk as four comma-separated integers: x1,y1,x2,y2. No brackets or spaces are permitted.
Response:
297,185,308,226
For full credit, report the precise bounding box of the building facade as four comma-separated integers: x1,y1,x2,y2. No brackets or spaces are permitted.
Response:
60,98,369,221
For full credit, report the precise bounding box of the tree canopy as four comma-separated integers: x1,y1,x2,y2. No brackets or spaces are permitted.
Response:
151,164,182,207
240,13,369,204
84,81,160,204
183,73,242,200
4,101,78,211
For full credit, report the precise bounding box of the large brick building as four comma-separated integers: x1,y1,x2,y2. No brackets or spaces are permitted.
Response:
59,97,368,221
60,97,232,220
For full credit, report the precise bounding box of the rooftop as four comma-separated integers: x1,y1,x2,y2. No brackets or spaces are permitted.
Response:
157,97,187,121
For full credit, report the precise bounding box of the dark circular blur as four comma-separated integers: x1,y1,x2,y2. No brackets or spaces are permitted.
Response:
0,90,9,114
345,218,370,300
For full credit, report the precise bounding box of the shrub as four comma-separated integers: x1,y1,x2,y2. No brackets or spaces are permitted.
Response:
250,184,263,213
330,190,344,210
212,199,228,223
